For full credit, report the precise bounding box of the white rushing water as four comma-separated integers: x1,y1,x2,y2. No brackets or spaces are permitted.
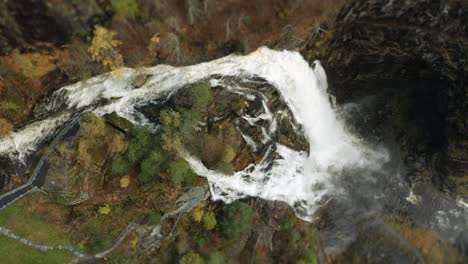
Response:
0,47,388,220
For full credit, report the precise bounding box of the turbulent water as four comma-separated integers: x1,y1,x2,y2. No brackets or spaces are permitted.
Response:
1,47,467,235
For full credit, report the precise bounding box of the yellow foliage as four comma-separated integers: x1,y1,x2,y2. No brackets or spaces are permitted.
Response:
98,204,111,215
191,201,207,223
148,33,160,59
78,114,128,167
223,145,236,163
191,208,204,223
88,26,124,70
0,118,13,137
108,133,128,154
120,175,130,188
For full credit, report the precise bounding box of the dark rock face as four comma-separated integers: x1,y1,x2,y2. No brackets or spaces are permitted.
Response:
0,0,110,54
304,0,468,194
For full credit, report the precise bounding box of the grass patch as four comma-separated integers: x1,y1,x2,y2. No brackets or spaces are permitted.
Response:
0,235,74,264
0,194,72,245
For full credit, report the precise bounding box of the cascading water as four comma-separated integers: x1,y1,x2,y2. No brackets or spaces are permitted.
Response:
1,47,466,240
0,47,389,220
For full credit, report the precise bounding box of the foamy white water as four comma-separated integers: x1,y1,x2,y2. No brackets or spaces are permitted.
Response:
0,47,388,220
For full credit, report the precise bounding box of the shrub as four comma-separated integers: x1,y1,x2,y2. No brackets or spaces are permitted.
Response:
111,156,130,175
146,212,161,225
179,251,204,264
302,249,318,264
111,0,140,19
169,159,196,186
207,251,225,264
203,211,217,231
221,201,255,240
98,204,111,215
119,176,130,188
222,145,236,163
0,118,13,137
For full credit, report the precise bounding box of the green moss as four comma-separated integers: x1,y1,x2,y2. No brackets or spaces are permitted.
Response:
214,162,235,175
111,0,140,19
0,101,19,111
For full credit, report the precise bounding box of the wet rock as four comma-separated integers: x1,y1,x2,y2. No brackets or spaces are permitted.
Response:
132,74,150,88
303,0,468,194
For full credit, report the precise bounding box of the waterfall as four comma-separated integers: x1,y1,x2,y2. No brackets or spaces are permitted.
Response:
0,47,389,220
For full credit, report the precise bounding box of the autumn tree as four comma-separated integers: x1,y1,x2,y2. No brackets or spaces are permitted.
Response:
148,33,160,60
88,26,124,70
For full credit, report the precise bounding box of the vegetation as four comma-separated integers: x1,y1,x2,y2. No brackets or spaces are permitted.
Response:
112,156,130,176
169,159,196,186
98,204,112,215
179,251,204,264
384,214,465,264
148,33,160,59
202,212,217,231
111,0,140,19
207,251,225,264
119,176,131,189
221,201,255,240
0,117,13,136
0,194,72,245
88,26,124,70
0,236,74,264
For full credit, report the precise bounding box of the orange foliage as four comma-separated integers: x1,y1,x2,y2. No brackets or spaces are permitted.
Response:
0,48,62,79
0,117,13,136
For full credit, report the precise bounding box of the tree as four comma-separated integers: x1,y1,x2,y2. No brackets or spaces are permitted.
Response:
120,175,130,188
221,201,255,240
148,33,160,60
88,26,124,70
127,125,154,163
169,159,196,186
203,211,217,231
179,251,204,264
111,156,130,175
207,251,225,264
139,148,169,184
111,0,140,19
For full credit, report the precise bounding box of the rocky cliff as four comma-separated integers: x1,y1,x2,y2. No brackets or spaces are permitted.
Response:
303,0,468,195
